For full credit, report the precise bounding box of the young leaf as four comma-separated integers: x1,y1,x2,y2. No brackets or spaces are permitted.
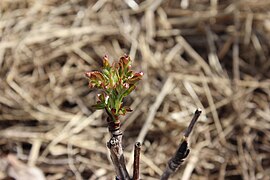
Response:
122,84,136,97
85,71,106,89
92,103,106,109
127,72,143,85
103,55,110,69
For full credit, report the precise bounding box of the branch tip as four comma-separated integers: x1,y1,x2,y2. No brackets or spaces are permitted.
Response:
133,142,141,180
135,142,141,148
184,109,202,139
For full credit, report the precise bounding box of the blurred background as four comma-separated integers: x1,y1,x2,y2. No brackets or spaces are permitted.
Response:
1,0,270,179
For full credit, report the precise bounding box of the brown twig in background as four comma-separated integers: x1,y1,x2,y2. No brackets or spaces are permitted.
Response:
132,142,141,180
161,109,202,180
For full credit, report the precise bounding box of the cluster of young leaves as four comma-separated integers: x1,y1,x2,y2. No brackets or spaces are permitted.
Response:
85,55,143,122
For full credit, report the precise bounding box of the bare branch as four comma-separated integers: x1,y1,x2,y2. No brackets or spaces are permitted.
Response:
161,109,202,180
133,142,141,180
184,109,202,138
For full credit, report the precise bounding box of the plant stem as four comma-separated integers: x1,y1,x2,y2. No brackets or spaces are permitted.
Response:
184,109,202,138
133,142,141,180
160,109,202,180
106,118,131,180
160,140,189,180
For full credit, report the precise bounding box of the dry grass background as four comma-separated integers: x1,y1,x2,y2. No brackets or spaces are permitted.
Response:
1,0,270,179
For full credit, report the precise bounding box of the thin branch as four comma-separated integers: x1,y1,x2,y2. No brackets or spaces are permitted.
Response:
160,141,189,180
160,109,202,180
184,109,202,138
133,142,141,180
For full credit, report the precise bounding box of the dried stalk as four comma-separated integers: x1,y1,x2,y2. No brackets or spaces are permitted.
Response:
184,109,202,138
161,109,202,180
133,142,141,180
